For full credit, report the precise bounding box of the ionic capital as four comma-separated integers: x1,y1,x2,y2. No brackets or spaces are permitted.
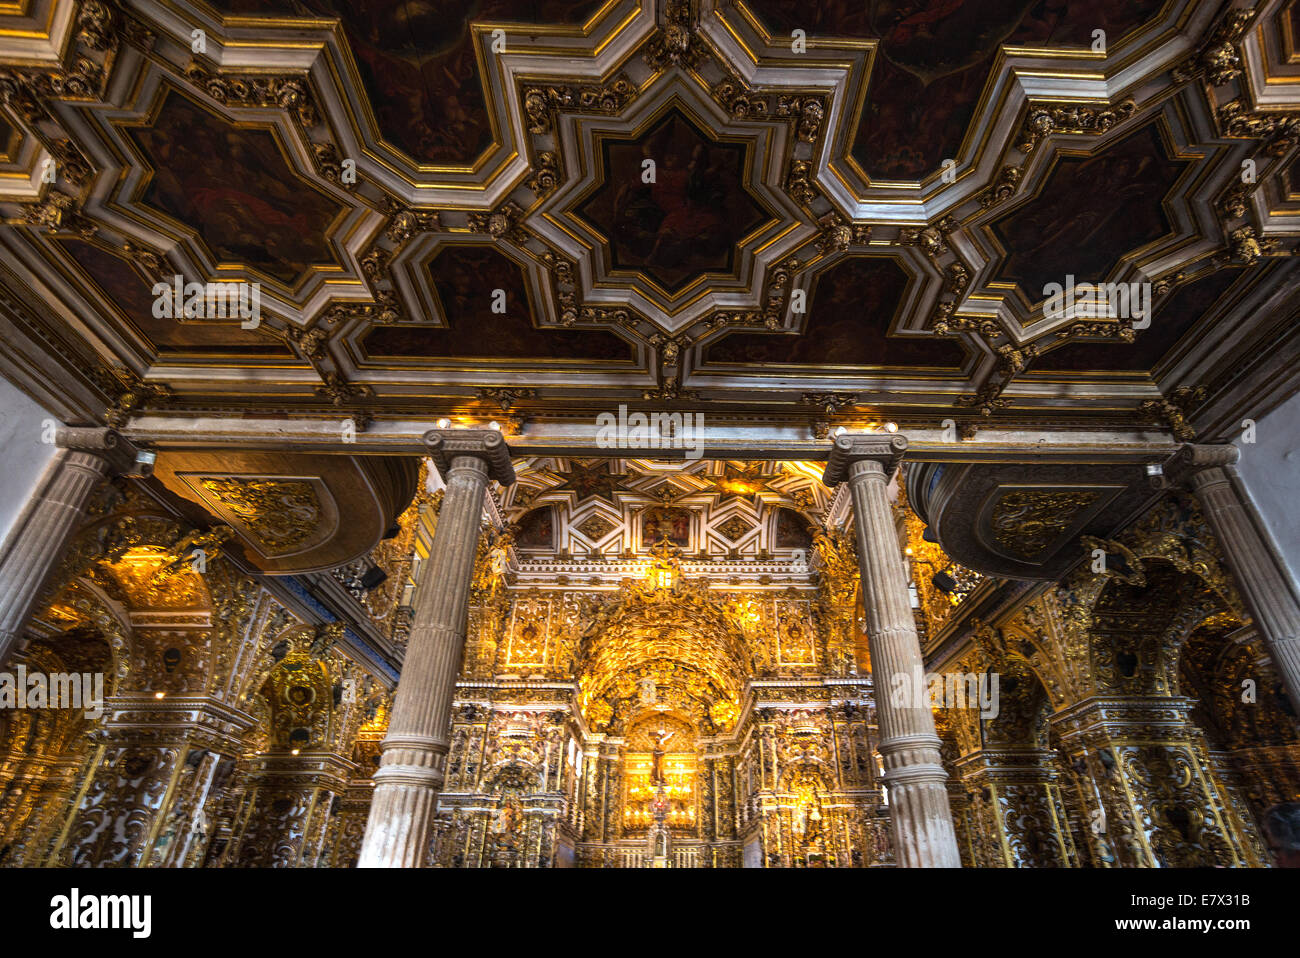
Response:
54,426,147,477
1163,442,1239,488
822,433,908,486
423,428,516,485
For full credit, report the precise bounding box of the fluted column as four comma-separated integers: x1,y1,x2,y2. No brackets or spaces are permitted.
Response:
0,426,143,668
358,429,514,868
1170,444,1300,714
824,434,961,867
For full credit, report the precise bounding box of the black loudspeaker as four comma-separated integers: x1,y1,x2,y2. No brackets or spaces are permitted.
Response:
360,565,388,590
922,526,939,543
382,524,401,540
931,570,957,593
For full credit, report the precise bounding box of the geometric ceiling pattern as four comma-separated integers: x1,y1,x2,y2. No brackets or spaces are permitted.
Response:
0,0,1296,443
501,458,831,587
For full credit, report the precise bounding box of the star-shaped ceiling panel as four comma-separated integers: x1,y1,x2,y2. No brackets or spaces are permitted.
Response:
575,107,772,293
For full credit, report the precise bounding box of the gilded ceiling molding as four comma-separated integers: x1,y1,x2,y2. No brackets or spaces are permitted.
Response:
1015,99,1138,156
522,75,639,137
14,187,95,236
180,62,318,129
1171,5,1256,86
0,0,126,118
477,387,536,412
799,392,858,418
1139,384,1208,442
102,367,171,428
1220,95,1300,157
642,0,708,71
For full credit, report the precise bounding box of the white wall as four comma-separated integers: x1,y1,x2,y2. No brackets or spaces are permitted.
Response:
0,375,58,551
1233,389,1300,594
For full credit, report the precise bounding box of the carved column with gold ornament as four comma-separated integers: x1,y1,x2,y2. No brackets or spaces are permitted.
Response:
358,430,514,867
0,427,146,667
823,434,961,867
1168,444,1300,714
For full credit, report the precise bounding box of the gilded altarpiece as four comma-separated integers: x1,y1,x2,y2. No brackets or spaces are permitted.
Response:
431,537,892,867
0,486,393,869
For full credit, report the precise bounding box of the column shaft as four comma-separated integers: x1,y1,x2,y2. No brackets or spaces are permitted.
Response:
358,430,513,867
827,435,961,867
1179,447,1300,712
0,428,140,667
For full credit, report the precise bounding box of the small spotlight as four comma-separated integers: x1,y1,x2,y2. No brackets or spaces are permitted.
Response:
488,421,501,431
884,422,898,433
1145,463,1164,477
132,449,157,478
154,691,166,700
904,547,913,555
291,748,300,756
436,418,451,429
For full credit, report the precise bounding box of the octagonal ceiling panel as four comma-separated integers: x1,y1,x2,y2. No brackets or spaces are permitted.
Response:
988,123,1192,301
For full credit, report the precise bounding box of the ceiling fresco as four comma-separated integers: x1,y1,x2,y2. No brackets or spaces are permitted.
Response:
0,0,1295,444
745,0,1172,180
576,107,772,292
122,87,346,285
988,124,1191,298
212,0,611,167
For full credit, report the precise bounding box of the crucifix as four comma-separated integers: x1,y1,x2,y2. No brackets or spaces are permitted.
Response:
650,726,674,786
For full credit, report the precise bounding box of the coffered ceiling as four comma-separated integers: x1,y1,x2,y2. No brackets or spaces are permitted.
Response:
0,0,1297,445
501,456,829,586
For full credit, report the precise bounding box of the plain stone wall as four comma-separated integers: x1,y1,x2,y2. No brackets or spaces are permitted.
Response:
0,375,57,552
1234,389,1300,595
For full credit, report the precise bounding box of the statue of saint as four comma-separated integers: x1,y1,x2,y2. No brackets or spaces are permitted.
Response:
650,728,674,786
